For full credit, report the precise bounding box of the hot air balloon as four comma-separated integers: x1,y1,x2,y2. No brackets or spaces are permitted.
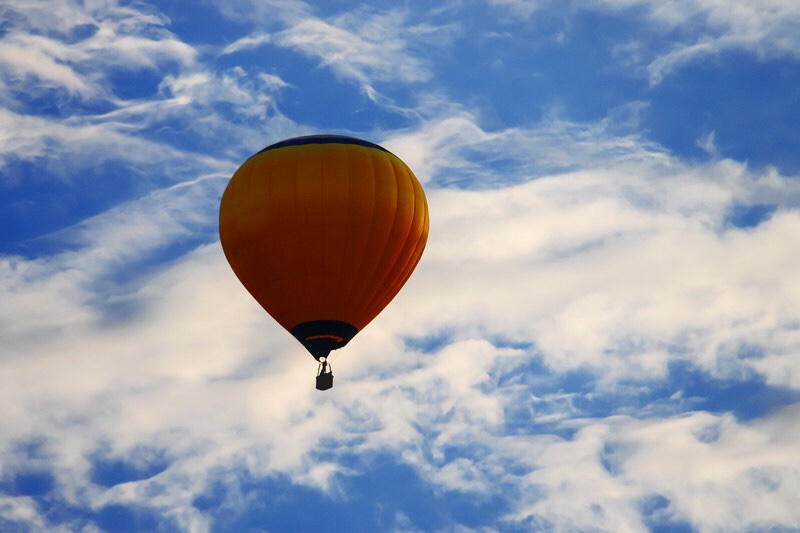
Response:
219,135,429,390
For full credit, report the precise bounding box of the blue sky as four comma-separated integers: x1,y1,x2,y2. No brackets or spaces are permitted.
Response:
2,0,800,531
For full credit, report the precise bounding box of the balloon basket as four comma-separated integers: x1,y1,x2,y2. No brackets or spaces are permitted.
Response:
316,359,333,391
316,373,333,391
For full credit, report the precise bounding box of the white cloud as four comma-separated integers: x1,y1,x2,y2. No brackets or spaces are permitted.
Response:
598,0,800,84
378,112,800,394
385,105,667,188
158,67,290,122
504,408,800,532
0,1,260,189
0,495,47,529
0,53,291,190
0,107,203,175
215,3,436,104
273,12,431,100
0,0,196,103
606,409,800,532
219,32,273,56
0,36,96,97
383,114,499,185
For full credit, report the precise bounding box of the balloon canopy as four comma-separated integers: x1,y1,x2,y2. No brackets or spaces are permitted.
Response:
219,135,429,377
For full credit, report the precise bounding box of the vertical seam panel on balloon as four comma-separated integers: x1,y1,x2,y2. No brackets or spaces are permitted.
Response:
375,170,422,310
349,148,389,327
294,148,315,328
320,146,333,315
313,146,326,320
363,158,419,319
358,153,404,323
337,146,355,322
389,175,429,308
323,145,347,320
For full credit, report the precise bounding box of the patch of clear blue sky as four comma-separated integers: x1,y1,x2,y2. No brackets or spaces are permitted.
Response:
0,157,225,258
0,160,140,254
192,457,520,533
666,360,800,422
89,447,170,488
647,51,800,173
639,494,696,533
724,203,778,229
433,6,648,128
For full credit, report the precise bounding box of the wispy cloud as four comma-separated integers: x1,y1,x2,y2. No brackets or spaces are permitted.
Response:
482,0,800,84
218,5,435,104
0,0,195,104
219,32,272,56
602,0,800,84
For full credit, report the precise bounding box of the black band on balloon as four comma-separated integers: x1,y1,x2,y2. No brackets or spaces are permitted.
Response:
290,320,359,360
256,135,390,155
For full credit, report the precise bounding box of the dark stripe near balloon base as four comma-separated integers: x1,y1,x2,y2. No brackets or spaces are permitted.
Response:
290,320,359,360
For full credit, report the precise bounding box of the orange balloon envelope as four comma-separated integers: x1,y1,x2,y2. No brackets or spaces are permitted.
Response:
219,135,429,371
